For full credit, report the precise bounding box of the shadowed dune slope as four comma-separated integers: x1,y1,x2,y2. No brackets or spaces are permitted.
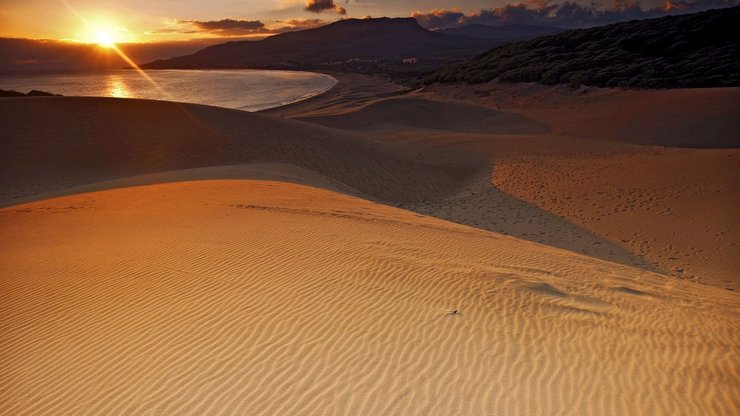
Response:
520,88,740,148
0,97,479,205
1,180,738,415
298,97,549,133
421,83,740,148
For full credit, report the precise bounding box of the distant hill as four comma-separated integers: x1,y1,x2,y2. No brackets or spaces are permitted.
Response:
142,18,493,72
426,7,740,88
437,24,563,42
0,38,227,75
0,88,60,97
0,38,124,74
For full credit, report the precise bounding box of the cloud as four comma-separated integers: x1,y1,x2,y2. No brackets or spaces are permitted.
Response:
413,0,739,29
179,19,267,36
411,9,465,30
277,19,328,30
148,27,200,34
151,18,328,37
305,0,347,15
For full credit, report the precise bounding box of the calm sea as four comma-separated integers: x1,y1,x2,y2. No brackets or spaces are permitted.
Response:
0,69,336,112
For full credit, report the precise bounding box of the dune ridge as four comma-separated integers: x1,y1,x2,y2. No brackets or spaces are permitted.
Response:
0,97,475,205
1,180,738,415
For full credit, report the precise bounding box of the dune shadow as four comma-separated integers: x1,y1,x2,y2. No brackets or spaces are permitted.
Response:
286,98,658,272
399,168,663,274
612,286,648,296
0,97,473,208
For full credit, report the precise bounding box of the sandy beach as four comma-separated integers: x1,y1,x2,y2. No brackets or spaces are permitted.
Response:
1,76,739,415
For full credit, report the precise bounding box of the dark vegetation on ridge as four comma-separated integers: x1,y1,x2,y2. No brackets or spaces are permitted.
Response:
426,7,740,88
436,24,563,41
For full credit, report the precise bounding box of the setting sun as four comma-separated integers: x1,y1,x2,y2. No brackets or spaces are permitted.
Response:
73,16,133,47
95,31,116,48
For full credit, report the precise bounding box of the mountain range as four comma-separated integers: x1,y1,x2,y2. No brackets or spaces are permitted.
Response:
142,18,495,71
1,18,570,75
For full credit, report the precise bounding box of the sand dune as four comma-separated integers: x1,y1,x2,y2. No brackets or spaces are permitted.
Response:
0,96,648,277
4,91,736,285
0,96,474,206
1,81,738,415
278,83,740,288
421,82,740,148
1,180,738,415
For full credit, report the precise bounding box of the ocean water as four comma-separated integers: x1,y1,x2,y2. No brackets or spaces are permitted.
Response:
0,69,336,112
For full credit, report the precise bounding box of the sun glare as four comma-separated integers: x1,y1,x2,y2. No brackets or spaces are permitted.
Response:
75,17,130,48
95,31,115,48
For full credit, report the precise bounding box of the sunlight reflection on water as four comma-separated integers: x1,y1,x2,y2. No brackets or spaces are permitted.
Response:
0,69,336,112
106,74,130,98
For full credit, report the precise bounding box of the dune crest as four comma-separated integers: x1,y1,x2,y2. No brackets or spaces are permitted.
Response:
0,97,472,205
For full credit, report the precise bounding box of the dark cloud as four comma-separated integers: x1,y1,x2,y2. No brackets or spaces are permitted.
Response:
411,9,466,29
148,27,200,34
305,0,347,15
152,18,328,37
177,19,268,36
413,0,739,29
277,19,328,30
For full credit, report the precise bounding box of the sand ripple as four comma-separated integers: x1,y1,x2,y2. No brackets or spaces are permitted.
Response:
1,180,737,415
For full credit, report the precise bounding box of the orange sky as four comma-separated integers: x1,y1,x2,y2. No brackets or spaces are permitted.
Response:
0,0,455,43
0,0,713,44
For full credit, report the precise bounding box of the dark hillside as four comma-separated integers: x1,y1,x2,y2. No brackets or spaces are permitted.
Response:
143,18,493,73
426,7,740,88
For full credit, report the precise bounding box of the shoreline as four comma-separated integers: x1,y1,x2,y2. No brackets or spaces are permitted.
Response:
0,68,339,113
262,71,414,117
260,71,338,112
